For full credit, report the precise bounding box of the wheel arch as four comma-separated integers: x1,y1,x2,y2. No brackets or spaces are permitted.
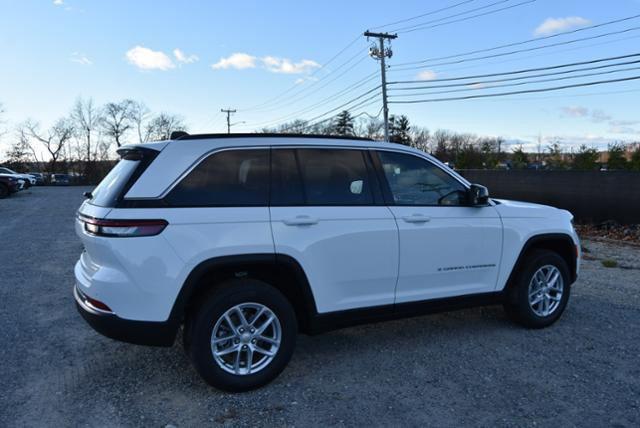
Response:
504,233,578,294
169,253,318,333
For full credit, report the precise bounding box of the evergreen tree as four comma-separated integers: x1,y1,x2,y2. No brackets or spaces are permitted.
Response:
511,145,529,169
332,110,354,136
572,145,599,170
607,142,628,170
389,115,411,145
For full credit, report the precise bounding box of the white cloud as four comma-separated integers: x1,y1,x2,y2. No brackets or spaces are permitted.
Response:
173,48,199,64
561,106,589,118
415,70,438,81
294,76,318,85
53,0,63,5
70,52,92,65
534,16,591,36
608,125,640,135
590,109,612,123
211,53,257,70
261,56,320,74
125,46,175,71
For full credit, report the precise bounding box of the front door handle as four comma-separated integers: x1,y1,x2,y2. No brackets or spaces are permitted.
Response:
283,215,319,226
402,214,431,223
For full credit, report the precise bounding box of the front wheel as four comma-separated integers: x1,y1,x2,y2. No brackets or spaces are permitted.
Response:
504,249,571,328
188,279,297,392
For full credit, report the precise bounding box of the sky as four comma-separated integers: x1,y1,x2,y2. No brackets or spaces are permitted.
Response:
1,0,640,153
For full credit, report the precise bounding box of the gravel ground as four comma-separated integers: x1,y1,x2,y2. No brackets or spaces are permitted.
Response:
1,187,639,427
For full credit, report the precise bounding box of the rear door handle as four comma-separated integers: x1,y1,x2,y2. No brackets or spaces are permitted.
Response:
402,214,431,223
283,215,319,226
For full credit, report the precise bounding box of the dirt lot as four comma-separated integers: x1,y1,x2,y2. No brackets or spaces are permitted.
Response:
1,187,639,427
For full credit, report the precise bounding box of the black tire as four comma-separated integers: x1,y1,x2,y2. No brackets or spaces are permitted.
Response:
0,183,8,199
188,278,297,392
504,249,571,329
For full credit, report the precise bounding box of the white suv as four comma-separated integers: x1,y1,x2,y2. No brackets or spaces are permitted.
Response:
74,133,580,392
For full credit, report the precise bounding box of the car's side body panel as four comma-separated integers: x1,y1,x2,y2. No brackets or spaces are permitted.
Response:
270,206,399,313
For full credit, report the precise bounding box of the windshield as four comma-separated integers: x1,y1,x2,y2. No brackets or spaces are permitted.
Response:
89,159,140,207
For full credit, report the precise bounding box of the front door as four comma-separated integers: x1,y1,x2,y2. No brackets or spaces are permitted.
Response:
374,150,502,304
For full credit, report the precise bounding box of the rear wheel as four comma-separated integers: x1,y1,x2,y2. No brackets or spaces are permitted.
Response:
0,183,8,198
504,249,571,328
188,279,297,392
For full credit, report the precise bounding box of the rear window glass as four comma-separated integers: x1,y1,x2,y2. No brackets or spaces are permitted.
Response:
165,149,269,207
89,159,140,207
296,149,373,205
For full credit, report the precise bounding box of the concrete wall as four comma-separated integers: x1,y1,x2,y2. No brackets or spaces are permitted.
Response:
459,170,640,224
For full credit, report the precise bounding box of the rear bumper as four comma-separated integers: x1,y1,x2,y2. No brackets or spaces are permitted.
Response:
74,285,178,347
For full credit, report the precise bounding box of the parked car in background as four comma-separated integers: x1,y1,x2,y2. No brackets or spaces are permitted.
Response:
50,174,71,186
27,172,46,186
0,167,36,187
0,174,24,198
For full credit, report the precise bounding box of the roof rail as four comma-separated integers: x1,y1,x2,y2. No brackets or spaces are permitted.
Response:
171,132,375,142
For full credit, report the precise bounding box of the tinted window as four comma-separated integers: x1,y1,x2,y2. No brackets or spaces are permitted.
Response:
271,149,305,206
166,149,269,206
378,151,467,206
90,159,140,207
296,149,373,205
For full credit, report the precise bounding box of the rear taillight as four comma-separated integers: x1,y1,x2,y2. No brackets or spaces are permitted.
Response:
79,214,167,237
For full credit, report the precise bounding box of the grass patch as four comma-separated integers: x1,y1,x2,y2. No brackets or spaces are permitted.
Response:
601,259,618,268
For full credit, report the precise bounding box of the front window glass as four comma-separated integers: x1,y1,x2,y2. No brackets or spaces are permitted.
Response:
378,151,467,206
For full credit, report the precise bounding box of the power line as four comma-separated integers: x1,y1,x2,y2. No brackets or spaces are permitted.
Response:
388,52,640,86
393,13,640,67
248,54,370,115
281,98,383,133
369,0,476,30
278,88,382,131
393,0,536,34
389,33,640,81
389,64,640,98
389,75,640,104
241,34,364,111
244,73,379,129
391,25,640,72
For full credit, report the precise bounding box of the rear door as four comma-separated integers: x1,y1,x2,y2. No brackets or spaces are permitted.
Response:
373,150,502,303
269,147,399,313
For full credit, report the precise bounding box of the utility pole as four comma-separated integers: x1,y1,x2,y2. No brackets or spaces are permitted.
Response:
364,31,397,141
221,108,237,134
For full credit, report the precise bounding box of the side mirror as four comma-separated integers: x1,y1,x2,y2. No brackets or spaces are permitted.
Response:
468,184,489,206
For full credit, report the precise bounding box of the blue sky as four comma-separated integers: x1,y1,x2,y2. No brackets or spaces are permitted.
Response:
1,0,640,151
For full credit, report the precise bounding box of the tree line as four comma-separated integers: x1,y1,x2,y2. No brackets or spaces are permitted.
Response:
263,110,640,171
2,103,640,181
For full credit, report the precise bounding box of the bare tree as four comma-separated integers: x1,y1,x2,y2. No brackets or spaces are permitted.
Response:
145,112,187,141
23,118,75,174
71,97,103,164
410,126,430,152
101,99,135,147
130,101,152,143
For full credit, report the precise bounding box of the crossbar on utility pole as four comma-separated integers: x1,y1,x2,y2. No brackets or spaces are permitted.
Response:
221,108,237,134
364,31,397,142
